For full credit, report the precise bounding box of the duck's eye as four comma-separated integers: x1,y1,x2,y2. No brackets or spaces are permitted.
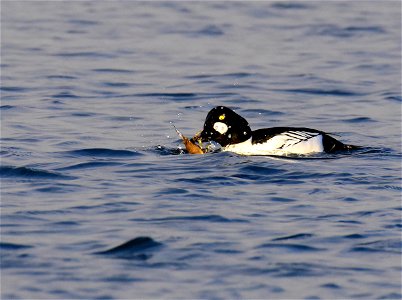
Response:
213,122,228,134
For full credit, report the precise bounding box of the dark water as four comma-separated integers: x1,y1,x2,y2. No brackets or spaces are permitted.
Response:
1,1,401,299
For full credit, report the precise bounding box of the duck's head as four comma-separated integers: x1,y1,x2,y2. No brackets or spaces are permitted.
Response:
196,106,252,147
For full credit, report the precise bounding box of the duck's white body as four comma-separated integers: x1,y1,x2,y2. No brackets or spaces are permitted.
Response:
224,131,324,155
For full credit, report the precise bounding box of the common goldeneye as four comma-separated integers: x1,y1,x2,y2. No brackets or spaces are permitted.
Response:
193,106,359,155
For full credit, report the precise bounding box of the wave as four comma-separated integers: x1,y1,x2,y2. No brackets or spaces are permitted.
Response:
51,91,80,99
0,86,29,92
0,242,33,250
131,214,249,223
95,237,162,260
57,161,123,171
256,243,325,252
91,68,135,74
0,165,75,180
350,239,402,254
271,233,314,241
308,24,386,38
342,117,377,123
271,2,311,9
54,51,115,59
241,108,285,117
185,72,255,79
0,105,16,110
133,92,237,101
274,88,363,97
66,148,143,158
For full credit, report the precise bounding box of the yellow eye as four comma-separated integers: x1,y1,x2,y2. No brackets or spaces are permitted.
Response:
219,114,225,120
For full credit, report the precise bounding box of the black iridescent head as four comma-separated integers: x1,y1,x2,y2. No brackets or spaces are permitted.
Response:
198,106,252,147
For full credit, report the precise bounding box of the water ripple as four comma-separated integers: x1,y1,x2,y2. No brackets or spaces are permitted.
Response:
308,24,386,38
56,161,123,171
271,2,312,10
351,239,401,254
0,86,29,92
197,25,224,36
131,215,249,223
54,52,115,59
186,72,255,79
256,243,325,252
95,237,163,260
0,105,16,110
241,108,285,117
46,75,77,80
0,242,33,250
51,91,80,99
134,92,236,101
342,117,377,123
92,68,135,74
271,233,314,241
0,165,75,180
66,148,143,158
274,88,363,96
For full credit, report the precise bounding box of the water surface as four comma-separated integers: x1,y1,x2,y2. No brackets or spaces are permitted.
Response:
1,1,401,299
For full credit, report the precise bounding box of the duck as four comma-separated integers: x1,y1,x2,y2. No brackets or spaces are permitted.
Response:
192,106,359,155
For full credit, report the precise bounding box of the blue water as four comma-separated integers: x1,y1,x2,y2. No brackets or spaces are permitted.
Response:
1,1,401,299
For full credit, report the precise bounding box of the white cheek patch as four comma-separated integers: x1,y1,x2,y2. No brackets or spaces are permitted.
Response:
213,122,228,134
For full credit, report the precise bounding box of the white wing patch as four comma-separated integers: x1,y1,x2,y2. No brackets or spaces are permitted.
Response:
224,131,324,155
265,131,324,154
278,131,321,149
